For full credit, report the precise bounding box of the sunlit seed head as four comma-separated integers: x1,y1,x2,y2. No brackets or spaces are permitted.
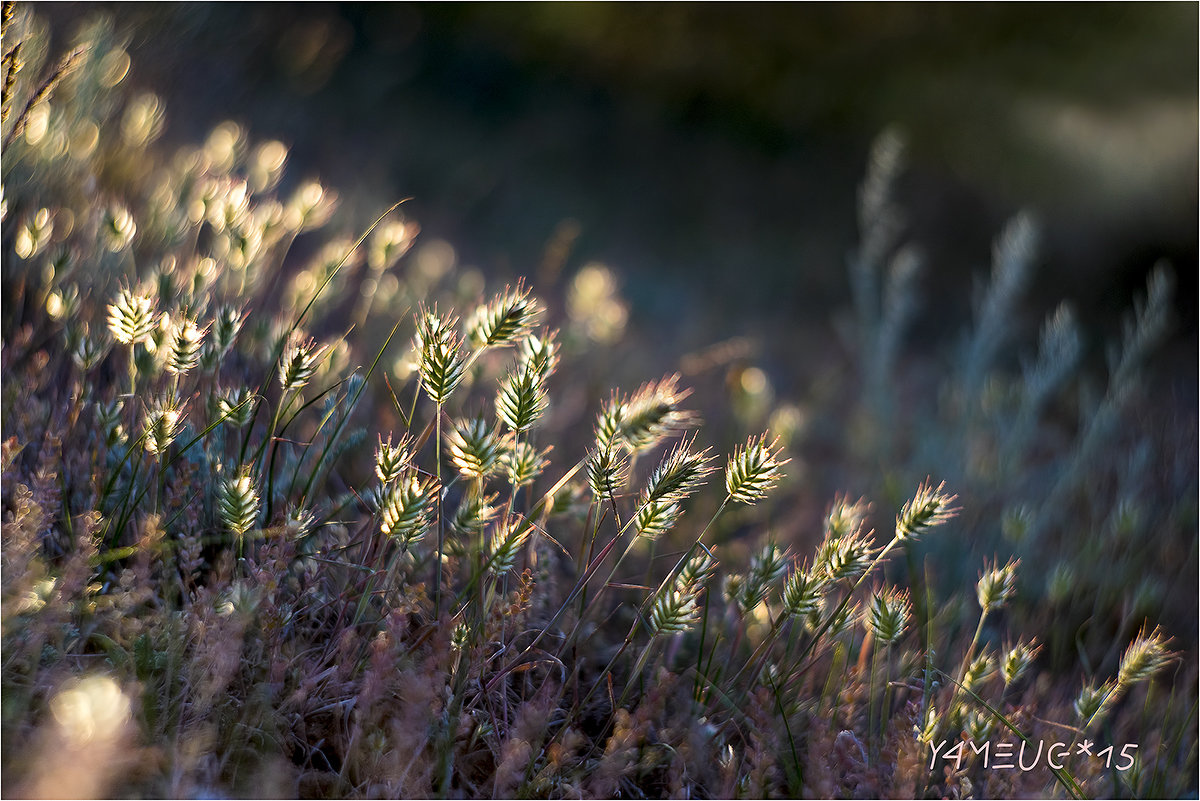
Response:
379,473,435,551
445,416,507,480
782,561,825,619
865,587,912,645
142,395,185,458
107,288,157,346
496,360,549,433
414,306,466,405
587,442,629,500
634,500,681,542
467,280,543,349
218,465,260,540
639,436,715,508
1001,638,1041,687
1074,679,1116,726
164,316,206,375
724,433,787,505
279,334,327,393
375,433,413,485
976,557,1019,613
1117,625,1176,689
597,374,696,454
825,495,871,541
895,480,958,541
501,441,549,488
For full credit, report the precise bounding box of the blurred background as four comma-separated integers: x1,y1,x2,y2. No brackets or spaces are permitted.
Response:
36,3,1197,377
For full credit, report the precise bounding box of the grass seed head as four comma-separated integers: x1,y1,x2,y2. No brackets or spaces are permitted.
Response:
218,465,260,540
815,528,877,583
467,280,542,349
1074,678,1117,727
143,395,185,457
163,314,206,375
640,436,715,508
278,334,327,393
1117,625,1176,690
71,328,110,371
375,433,413,485
414,306,467,405
519,329,559,379
649,587,703,636
587,441,629,500
962,650,996,694
107,287,158,346
451,492,500,536
677,547,718,591
214,387,255,428
895,479,959,541
782,561,825,618
977,557,1020,612
724,433,787,505
488,518,531,576
496,360,549,432
596,374,696,454
634,500,681,542
501,441,548,488
826,494,871,540
379,473,435,550
865,587,911,645
1002,638,1041,687
446,415,507,479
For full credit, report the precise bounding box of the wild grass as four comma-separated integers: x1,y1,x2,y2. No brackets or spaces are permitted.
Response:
1,5,1195,799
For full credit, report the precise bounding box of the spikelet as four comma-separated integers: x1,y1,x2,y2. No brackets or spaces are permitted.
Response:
375,433,413,485
71,327,110,371
864,587,911,645
1074,679,1117,726
1002,639,1041,687
782,561,825,618
501,441,548,488
587,442,629,500
379,473,435,551
815,528,877,583
414,307,466,405
724,433,787,505
596,374,695,454
107,288,158,346
1117,625,1176,690
826,495,871,540
648,587,703,636
677,548,719,591
634,500,681,542
210,304,244,356
214,387,255,428
278,334,327,392
467,281,542,349
142,395,185,458
163,314,206,375
895,480,959,541
976,558,1019,613
445,416,507,480
218,465,260,541
496,360,548,432
639,436,715,508
451,492,500,536
961,650,995,694
488,518,530,576
519,329,559,380
650,549,716,636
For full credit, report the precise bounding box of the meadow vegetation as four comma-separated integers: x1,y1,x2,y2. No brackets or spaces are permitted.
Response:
2,6,1195,798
